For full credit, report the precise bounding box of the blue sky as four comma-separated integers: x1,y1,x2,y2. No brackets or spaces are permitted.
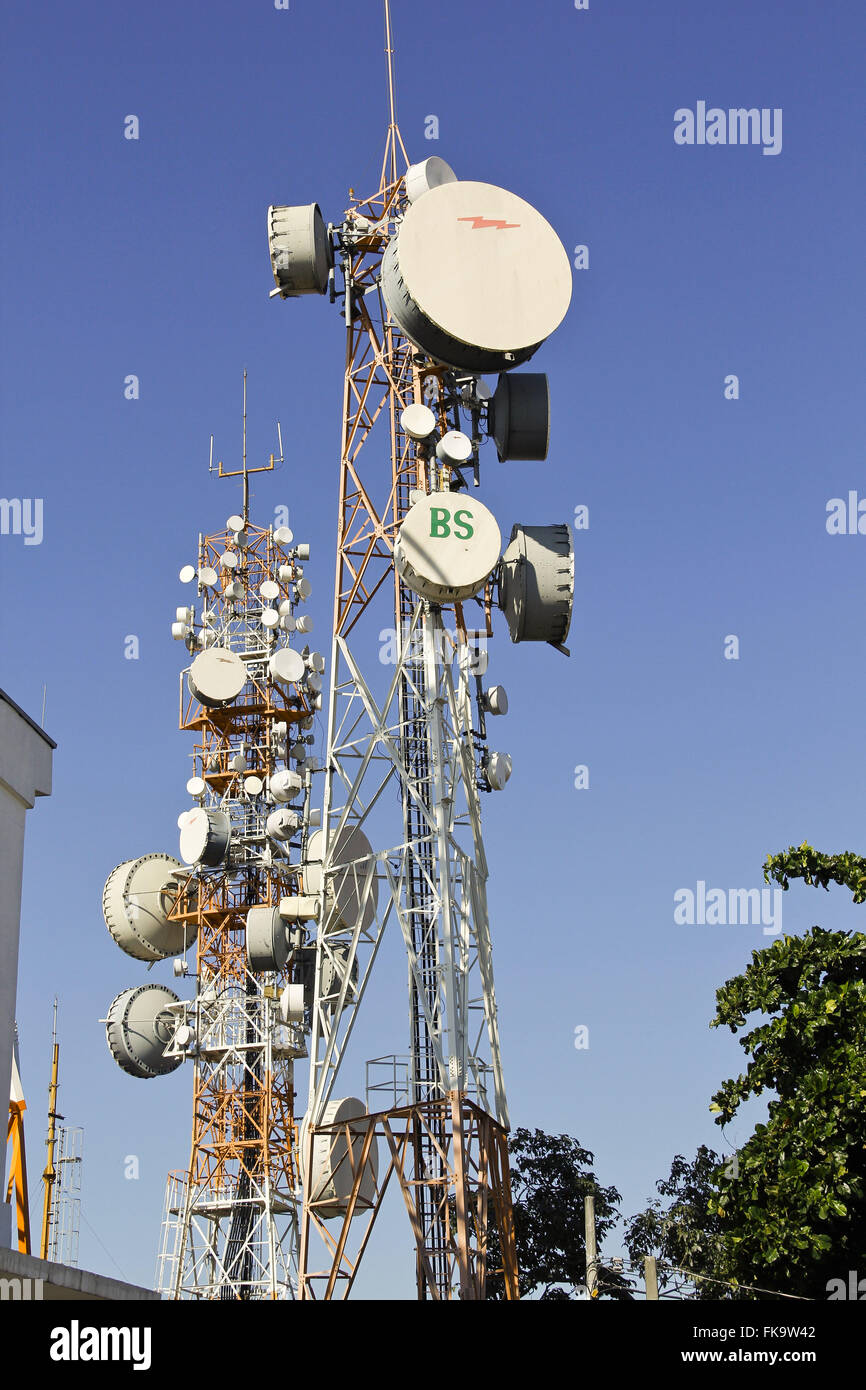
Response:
2,0,864,1296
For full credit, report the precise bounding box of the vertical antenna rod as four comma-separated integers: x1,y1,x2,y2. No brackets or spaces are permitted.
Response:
40,998,60,1261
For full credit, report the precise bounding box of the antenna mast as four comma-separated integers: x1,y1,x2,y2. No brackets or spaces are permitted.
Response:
40,999,60,1260
266,0,568,1299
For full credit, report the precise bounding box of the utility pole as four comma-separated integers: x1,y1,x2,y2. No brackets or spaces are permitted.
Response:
644,1255,659,1300
584,1193,598,1299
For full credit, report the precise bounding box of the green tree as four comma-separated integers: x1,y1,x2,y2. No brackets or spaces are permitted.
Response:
623,1147,732,1298
625,846,866,1300
487,1127,632,1300
704,845,866,1297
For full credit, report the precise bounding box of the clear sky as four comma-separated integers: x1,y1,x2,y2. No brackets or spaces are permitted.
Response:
1,0,864,1297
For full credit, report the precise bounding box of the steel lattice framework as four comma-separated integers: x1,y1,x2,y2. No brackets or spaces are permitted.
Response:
296,2,518,1301
157,514,319,1300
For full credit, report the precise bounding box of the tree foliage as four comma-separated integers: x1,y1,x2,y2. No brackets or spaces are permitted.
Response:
626,846,866,1299
705,846,866,1296
488,1127,632,1300
623,1147,732,1298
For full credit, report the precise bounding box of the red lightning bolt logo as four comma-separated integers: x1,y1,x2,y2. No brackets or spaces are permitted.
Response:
458,216,521,230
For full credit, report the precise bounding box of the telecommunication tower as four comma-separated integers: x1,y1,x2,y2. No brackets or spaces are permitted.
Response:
40,1000,83,1266
103,377,326,1299
266,1,574,1299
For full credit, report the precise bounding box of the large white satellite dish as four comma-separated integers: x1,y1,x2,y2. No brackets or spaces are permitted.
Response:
382,180,572,373
105,984,183,1079
304,825,378,932
179,808,232,867
188,647,246,707
302,1097,378,1219
246,905,289,972
268,203,333,298
499,522,574,649
394,491,501,602
103,853,193,961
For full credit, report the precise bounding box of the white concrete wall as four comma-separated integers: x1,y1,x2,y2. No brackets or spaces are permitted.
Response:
0,692,54,1224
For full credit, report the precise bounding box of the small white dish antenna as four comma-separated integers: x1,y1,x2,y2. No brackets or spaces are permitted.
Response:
296,578,312,600
220,551,238,570
186,776,206,797
261,607,280,629
274,526,294,547
484,685,509,716
260,580,280,601
269,648,306,685
295,614,313,634
171,622,188,641
227,514,244,533
269,768,304,803
266,807,302,841
199,566,218,588
179,565,196,584
401,403,437,441
244,775,264,797
405,156,457,204
436,430,473,466
485,752,512,791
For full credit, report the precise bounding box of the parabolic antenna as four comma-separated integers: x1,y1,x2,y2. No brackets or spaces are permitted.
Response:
499,522,574,648
485,751,513,791
266,807,302,841
400,403,437,441
246,905,289,972
318,943,359,1010
188,647,247,707
436,430,473,466
394,491,501,603
270,768,304,803
305,826,378,932
179,808,232,867
302,1097,378,1219
274,526,294,547
268,203,333,297
488,373,550,461
103,853,193,961
269,647,305,686
382,180,572,373
105,984,182,1079
405,156,457,204
179,565,196,584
